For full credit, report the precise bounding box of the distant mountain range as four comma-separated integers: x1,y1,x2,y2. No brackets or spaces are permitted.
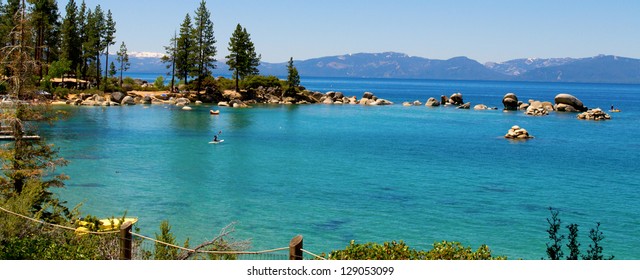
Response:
121,52,640,84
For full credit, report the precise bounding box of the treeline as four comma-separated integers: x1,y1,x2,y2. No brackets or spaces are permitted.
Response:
0,0,128,95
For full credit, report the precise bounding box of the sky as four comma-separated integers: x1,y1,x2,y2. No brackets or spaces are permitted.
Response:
54,0,640,63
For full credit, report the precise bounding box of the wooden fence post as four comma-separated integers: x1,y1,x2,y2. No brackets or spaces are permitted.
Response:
289,235,303,260
119,221,133,260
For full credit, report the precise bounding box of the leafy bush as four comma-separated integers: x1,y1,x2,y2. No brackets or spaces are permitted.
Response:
327,240,506,260
215,77,235,91
53,87,70,99
154,76,165,90
0,181,120,260
240,75,284,90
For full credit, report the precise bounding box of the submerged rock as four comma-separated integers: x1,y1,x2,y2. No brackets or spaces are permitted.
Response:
474,104,488,110
457,102,471,109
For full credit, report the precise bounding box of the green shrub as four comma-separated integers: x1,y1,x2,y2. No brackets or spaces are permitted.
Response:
215,77,235,91
327,240,506,260
154,76,165,90
240,75,284,90
53,87,70,99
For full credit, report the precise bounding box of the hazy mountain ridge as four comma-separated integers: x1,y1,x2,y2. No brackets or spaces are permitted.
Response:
122,52,640,84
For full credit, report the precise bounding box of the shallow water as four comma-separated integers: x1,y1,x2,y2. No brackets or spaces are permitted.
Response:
42,78,640,259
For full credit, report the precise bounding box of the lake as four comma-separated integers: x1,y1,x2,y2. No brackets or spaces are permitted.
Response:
42,77,640,259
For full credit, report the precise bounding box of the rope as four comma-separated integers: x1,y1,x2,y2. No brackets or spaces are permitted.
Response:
302,249,326,260
131,231,289,255
0,205,119,235
1,206,325,258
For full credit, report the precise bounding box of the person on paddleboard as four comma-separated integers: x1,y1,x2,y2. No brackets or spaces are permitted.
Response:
213,130,222,142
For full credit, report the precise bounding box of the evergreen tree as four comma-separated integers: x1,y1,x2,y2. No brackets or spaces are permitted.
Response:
59,0,81,75
84,5,104,88
191,0,216,93
160,32,177,91
226,24,260,92
115,41,129,87
75,0,86,80
108,61,116,78
28,0,60,78
286,57,300,96
1,0,36,100
102,9,115,89
0,0,21,47
175,14,194,86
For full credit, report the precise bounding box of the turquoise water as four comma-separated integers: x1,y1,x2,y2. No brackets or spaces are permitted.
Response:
41,78,640,259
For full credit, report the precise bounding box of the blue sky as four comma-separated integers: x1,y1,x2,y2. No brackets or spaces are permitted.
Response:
56,0,640,63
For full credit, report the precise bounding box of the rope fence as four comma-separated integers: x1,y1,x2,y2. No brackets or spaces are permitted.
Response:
0,205,324,260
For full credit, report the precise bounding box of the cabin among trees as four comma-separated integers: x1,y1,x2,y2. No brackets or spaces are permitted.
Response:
48,77,89,89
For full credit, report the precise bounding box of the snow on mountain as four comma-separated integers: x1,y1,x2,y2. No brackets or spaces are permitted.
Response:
129,51,166,58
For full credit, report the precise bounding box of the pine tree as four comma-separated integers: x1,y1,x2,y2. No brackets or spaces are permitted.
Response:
59,0,81,75
286,57,300,96
0,0,21,47
115,41,129,87
160,32,177,91
75,1,86,80
226,24,260,92
1,0,36,100
102,9,116,90
84,5,105,88
28,0,60,78
108,61,116,78
175,14,195,86
191,0,216,93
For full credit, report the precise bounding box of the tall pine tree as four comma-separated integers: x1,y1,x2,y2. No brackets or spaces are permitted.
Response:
28,0,60,78
102,9,115,90
86,5,104,88
59,0,81,76
226,23,260,92
191,0,216,93
175,14,194,86
160,32,177,91
116,41,129,87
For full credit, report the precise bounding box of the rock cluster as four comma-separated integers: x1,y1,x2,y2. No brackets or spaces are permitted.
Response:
525,100,550,116
420,93,464,108
504,125,534,140
577,108,611,121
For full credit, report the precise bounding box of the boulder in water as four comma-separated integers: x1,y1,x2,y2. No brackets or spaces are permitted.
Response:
554,93,587,112
502,93,519,111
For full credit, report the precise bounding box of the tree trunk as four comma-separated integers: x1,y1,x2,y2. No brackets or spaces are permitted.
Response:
234,71,239,92
104,45,110,90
